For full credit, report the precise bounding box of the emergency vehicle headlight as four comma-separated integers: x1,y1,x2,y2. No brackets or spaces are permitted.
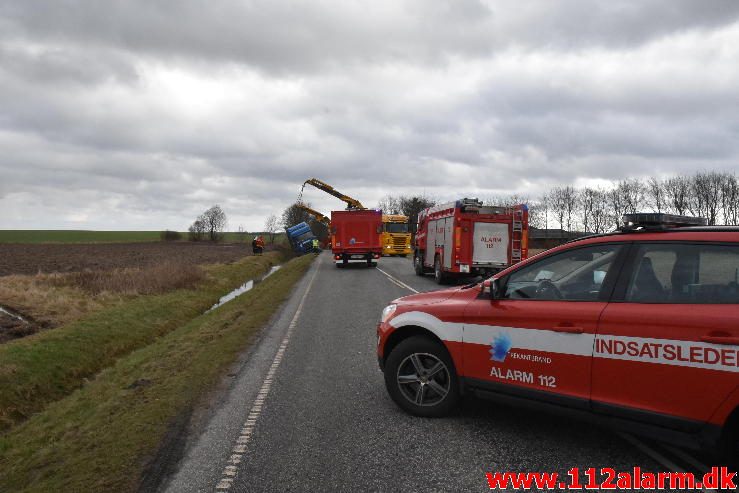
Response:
381,304,397,322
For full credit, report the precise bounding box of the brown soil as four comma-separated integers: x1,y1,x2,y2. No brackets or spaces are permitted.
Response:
0,309,42,343
0,242,253,277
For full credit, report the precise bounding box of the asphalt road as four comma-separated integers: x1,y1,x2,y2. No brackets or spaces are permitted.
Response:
162,253,712,492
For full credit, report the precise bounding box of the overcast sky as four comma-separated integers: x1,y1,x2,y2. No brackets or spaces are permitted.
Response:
1,1,738,231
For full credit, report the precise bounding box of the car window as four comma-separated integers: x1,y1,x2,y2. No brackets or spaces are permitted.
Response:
625,243,739,304
504,244,622,301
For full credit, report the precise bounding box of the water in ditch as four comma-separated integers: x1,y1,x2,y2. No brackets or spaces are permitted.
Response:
206,265,282,313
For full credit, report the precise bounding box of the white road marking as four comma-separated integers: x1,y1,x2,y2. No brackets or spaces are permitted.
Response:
214,260,320,490
376,267,419,293
617,433,716,493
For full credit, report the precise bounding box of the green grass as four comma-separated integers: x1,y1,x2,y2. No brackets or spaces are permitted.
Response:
0,253,314,492
0,252,284,432
0,230,288,244
0,230,164,243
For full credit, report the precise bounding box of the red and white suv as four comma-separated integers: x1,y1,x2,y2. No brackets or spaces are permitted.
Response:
377,214,739,464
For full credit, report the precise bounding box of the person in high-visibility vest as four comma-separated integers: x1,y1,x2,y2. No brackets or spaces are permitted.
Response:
312,238,320,253
255,236,265,255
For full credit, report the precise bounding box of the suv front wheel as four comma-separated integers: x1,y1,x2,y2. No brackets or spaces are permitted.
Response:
383,336,460,417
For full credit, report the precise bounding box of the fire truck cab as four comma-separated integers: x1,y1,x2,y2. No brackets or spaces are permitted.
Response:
414,199,529,284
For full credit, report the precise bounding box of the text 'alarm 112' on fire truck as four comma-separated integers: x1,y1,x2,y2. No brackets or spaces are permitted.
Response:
379,213,739,466
413,199,529,284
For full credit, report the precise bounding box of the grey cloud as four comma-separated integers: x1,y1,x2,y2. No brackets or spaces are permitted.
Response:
2,1,739,74
1,1,739,230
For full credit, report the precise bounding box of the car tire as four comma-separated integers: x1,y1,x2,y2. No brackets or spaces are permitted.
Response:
434,256,448,284
383,336,460,417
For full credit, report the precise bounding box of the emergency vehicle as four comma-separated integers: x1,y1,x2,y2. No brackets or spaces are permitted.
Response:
414,199,529,284
378,213,739,465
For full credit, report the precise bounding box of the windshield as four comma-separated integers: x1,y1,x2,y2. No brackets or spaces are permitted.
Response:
384,223,409,233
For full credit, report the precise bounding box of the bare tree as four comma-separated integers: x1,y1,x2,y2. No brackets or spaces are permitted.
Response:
199,205,227,241
691,172,723,225
528,197,548,230
663,176,692,215
618,179,645,214
398,195,436,233
485,194,529,208
590,187,612,233
550,186,577,231
188,218,206,241
607,185,627,228
549,188,567,231
377,195,401,214
264,214,279,244
579,187,598,233
529,193,550,229
281,202,312,229
646,177,666,213
721,173,739,225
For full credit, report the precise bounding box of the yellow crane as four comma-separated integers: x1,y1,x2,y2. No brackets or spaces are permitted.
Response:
298,177,411,257
299,178,366,210
296,203,331,228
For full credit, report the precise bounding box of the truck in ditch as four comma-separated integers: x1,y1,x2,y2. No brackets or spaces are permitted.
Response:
286,222,318,255
331,210,382,268
413,198,529,284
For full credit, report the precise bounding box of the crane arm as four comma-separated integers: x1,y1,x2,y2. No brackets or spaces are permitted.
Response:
296,203,331,227
300,178,365,210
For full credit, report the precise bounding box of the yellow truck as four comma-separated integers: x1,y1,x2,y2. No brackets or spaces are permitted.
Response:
381,214,412,256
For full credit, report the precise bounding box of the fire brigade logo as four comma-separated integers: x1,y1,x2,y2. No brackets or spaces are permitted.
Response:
349,237,356,245
490,333,512,362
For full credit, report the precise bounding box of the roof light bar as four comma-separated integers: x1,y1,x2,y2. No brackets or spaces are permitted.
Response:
621,213,707,231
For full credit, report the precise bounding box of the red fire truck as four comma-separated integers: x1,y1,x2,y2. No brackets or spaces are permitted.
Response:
414,199,529,283
331,209,382,268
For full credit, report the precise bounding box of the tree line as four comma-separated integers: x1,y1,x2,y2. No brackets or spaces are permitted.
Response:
486,171,738,234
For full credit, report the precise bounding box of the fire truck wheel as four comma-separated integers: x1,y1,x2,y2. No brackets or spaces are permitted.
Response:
384,336,460,417
434,256,448,284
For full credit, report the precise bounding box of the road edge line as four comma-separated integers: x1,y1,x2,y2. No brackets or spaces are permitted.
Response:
214,258,320,490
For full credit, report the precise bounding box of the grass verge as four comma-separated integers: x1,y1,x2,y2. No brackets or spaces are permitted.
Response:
0,253,314,492
0,252,283,432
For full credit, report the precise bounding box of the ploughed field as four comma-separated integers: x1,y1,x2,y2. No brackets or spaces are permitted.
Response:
0,241,252,276
0,241,256,342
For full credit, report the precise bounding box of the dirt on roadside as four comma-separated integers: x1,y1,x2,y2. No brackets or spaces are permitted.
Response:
0,242,252,277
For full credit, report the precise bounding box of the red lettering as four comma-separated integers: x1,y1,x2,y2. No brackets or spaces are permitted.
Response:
690,346,703,363
613,341,626,355
676,346,690,362
704,348,720,365
663,344,676,360
626,341,639,356
721,349,737,367
639,344,654,358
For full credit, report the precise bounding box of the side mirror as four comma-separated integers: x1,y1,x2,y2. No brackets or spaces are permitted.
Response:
481,278,502,299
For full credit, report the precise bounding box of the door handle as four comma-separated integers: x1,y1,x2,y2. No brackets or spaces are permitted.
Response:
550,325,584,334
701,335,739,345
